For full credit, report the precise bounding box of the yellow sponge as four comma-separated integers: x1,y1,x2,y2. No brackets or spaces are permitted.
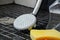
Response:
30,29,60,40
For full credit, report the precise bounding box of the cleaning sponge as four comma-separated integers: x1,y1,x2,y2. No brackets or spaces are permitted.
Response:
30,29,60,40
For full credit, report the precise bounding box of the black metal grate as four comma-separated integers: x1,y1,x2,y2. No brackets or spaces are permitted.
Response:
0,24,31,40
0,3,49,40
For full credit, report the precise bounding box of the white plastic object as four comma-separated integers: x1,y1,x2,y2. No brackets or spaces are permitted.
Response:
0,0,13,5
14,14,36,30
32,0,42,15
49,0,60,14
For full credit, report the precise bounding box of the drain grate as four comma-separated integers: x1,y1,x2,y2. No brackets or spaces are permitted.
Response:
0,24,31,40
0,3,49,40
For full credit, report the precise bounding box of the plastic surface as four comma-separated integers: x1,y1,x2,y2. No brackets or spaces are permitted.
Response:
49,0,60,14
14,14,36,30
15,0,37,8
0,0,14,5
47,0,60,31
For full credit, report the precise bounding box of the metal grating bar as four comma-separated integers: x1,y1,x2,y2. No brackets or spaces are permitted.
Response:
0,25,26,40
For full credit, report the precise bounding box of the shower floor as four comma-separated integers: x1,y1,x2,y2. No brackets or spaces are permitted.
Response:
0,3,49,40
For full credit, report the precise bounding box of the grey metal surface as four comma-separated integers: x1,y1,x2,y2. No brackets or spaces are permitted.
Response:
0,3,49,40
